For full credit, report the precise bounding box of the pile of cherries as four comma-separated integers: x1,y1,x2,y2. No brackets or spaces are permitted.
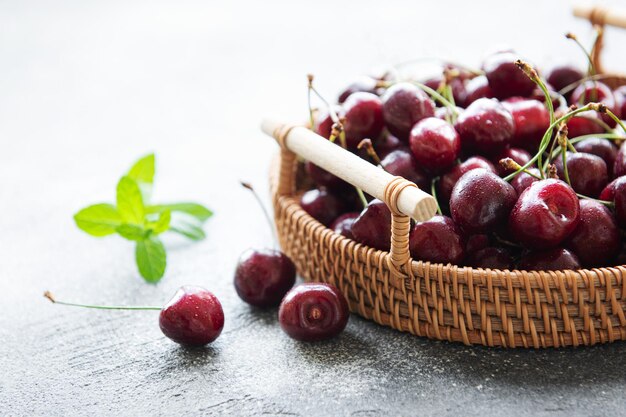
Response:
300,47,626,272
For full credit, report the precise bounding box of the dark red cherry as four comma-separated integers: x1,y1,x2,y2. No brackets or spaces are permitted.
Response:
466,247,513,269
599,177,620,201
409,215,464,264
159,286,224,346
509,179,580,249
351,199,391,251
510,168,541,195
502,99,550,151
439,156,497,203
381,82,435,141
305,161,348,190
464,75,494,105
546,65,583,94
338,76,378,104
330,212,359,239
573,138,618,177
278,283,349,342
300,189,346,226
565,200,620,267
613,143,626,178
314,105,343,139
450,169,517,234
570,81,618,127
529,83,562,110
409,117,460,174
380,149,430,190
518,248,581,271
343,92,384,148
424,76,467,107
465,234,490,254
566,114,604,138
494,147,532,176
613,85,626,118
234,249,296,308
454,98,515,155
373,133,408,159
483,52,536,99
613,177,626,226
435,106,463,121
554,152,608,198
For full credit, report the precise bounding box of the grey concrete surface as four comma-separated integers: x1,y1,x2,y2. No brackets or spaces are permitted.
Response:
2,1,626,416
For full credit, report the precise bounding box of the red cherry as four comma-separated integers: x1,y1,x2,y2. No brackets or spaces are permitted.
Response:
464,75,494,105
424,75,467,107
565,200,620,267
450,169,517,234
330,212,359,239
409,117,460,174
518,248,581,271
380,149,430,190
337,76,378,103
438,156,497,203
466,247,513,269
510,168,540,195
278,283,349,342
409,215,465,264
465,234,490,254
343,92,384,148
483,52,536,99
546,65,583,94
159,286,224,346
554,152,608,198
373,133,408,159
381,82,435,141
314,105,343,139
509,179,580,249
305,161,348,191
502,99,550,151
573,138,618,177
570,81,618,127
435,106,463,121
454,98,515,155
613,143,626,178
613,85,626,118
566,114,604,138
494,147,532,176
599,177,620,201
300,189,346,226
351,199,391,251
613,176,626,226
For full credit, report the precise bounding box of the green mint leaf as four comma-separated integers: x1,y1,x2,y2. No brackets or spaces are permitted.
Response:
127,154,155,184
150,209,171,234
74,204,122,236
116,224,147,241
169,215,206,241
116,176,145,225
146,203,213,222
135,236,166,282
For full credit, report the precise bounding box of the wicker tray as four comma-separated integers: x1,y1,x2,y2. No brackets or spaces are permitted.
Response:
266,9,626,348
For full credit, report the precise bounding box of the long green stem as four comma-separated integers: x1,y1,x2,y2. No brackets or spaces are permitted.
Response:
576,193,614,207
241,181,279,248
566,33,596,77
44,291,161,310
430,178,442,216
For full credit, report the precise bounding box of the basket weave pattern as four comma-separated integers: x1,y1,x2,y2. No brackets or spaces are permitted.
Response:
271,145,626,348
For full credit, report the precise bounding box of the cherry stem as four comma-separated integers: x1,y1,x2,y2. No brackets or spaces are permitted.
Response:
241,181,279,248
503,103,598,182
558,73,615,96
355,188,368,209
44,291,161,311
576,193,614,207
357,139,382,165
307,74,315,130
430,178,443,216
566,32,596,77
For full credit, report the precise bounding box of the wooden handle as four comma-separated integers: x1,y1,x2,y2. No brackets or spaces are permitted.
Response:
573,5,626,29
261,118,438,222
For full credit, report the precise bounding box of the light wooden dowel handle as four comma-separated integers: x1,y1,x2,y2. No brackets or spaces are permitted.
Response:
261,118,438,222
574,4,626,29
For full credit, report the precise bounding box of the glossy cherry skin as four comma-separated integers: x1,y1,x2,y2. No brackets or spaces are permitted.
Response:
455,98,515,155
465,234,490,254
466,247,513,269
554,152,608,198
435,106,463,121
381,82,435,141
564,200,620,267
517,248,581,271
314,105,343,139
494,147,532,176
546,65,583,94
483,52,536,99
510,168,540,195
234,249,296,308
509,179,580,249
566,114,604,138
338,76,378,103
613,177,626,226
502,99,550,151
573,138,618,177
305,162,348,191
409,117,460,174
380,149,430,190
450,169,517,234
613,85,626,118
424,75,467,107
599,177,619,201
373,133,408,159
278,283,349,342
570,81,618,127
330,212,359,239
159,286,224,346
613,143,626,178
300,189,346,226
351,199,391,251
464,75,494,105
409,215,465,264
438,156,497,203
343,92,384,148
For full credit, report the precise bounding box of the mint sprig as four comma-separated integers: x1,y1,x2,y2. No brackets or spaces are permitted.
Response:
73,154,212,282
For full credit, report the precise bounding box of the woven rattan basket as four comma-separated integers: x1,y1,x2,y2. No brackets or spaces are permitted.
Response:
265,8,626,348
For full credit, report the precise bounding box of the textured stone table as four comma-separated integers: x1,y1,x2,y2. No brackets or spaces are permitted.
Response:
3,1,626,415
